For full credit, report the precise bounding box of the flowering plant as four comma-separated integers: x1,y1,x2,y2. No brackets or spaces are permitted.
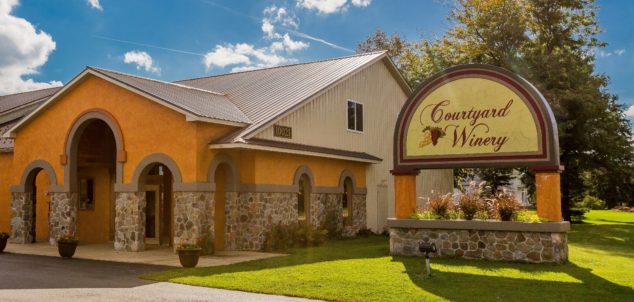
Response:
57,231,78,243
177,237,201,250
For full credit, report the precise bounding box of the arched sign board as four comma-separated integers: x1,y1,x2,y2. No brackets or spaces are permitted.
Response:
393,64,560,172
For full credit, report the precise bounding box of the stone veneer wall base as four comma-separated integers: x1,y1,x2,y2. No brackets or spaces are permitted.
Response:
388,219,569,263
114,192,146,252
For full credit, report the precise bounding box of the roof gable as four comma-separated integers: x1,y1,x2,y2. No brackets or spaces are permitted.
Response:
177,51,409,141
3,68,250,138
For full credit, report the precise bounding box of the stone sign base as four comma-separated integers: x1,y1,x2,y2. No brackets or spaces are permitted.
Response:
387,219,569,263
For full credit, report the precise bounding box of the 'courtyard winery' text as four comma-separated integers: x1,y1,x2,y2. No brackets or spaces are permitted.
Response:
421,99,514,152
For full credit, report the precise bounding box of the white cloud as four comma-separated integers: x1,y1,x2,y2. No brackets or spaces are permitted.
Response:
297,0,371,14
281,33,309,52
203,43,293,72
87,0,103,11
625,105,634,118
203,44,251,69
351,0,371,7
123,50,160,74
0,0,62,95
297,0,348,14
596,48,627,58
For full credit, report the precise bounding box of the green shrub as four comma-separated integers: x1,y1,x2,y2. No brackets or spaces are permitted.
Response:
459,193,483,220
425,193,454,219
410,210,440,220
515,210,542,223
474,210,490,220
580,195,606,210
263,221,328,252
492,194,521,221
570,208,589,223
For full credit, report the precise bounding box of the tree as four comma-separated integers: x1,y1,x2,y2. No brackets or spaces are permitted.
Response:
358,0,634,217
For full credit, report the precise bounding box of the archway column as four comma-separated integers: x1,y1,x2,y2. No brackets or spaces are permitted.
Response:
48,192,78,245
9,192,33,244
173,190,214,253
114,191,146,252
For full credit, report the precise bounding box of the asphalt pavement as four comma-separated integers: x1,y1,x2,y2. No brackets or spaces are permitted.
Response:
0,252,322,302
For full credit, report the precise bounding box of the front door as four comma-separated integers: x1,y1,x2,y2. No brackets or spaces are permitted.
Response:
145,185,160,245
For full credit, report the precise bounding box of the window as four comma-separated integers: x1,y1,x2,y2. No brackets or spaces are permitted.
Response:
79,178,94,210
347,100,363,132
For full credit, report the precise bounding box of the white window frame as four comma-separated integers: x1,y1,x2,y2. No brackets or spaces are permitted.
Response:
346,99,364,133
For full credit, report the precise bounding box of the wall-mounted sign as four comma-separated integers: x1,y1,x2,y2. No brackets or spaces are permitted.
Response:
393,64,559,171
273,124,292,139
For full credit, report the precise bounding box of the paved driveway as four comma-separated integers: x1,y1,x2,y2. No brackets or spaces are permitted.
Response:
0,253,322,302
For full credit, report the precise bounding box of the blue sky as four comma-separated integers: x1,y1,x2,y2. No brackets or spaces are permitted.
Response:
2,0,633,121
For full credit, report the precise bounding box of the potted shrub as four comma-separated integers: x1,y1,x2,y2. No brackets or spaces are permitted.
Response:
177,243,202,268
0,232,9,253
57,233,79,258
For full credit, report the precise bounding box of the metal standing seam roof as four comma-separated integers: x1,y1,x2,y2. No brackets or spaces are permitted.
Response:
0,86,61,115
175,51,387,141
89,67,251,124
0,87,60,151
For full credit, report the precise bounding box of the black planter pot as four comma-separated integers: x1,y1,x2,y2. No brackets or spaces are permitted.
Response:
58,241,78,258
0,237,7,253
177,248,202,268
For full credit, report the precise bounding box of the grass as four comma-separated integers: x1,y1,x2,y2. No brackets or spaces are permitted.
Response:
143,210,634,301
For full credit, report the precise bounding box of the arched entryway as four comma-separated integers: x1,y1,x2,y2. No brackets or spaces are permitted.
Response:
18,165,54,243
208,154,239,251
71,119,117,243
139,163,174,247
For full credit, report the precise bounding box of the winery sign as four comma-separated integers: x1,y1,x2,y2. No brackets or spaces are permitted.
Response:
393,64,560,171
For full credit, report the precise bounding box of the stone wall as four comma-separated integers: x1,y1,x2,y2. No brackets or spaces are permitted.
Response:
389,224,568,263
226,192,297,251
10,192,32,244
173,191,213,251
343,194,367,237
114,192,145,252
49,192,78,245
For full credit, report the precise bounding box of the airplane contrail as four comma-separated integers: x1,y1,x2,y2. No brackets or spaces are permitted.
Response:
93,35,205,56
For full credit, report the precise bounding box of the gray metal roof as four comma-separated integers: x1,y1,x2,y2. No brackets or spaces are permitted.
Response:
0,87,60,115
176,51,387,140
90,67,251,124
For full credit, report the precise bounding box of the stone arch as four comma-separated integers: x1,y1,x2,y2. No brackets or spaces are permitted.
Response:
13,160,59,193
131,153,183,192
292,165,315,188
63,109,126,192
207,153,240,192
338,170,358,194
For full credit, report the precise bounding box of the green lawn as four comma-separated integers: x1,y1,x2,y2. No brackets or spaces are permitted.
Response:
143,210,634,301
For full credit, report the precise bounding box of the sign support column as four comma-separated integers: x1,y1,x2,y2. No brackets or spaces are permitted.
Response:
532,166,564,222
392,170,420,219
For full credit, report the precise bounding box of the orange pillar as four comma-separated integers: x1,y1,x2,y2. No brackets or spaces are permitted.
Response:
392,171,419,219
535,171,563,222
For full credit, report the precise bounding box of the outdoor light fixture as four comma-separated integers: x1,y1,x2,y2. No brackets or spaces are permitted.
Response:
418,241,437,277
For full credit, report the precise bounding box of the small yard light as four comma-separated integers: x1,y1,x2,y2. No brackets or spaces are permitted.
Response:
418,241,437,277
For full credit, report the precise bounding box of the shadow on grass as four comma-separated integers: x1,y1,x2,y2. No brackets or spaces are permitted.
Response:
568,224,634,257
396,256,634,302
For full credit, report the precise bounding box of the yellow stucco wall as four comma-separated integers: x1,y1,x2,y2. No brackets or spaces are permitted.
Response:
240,150,366,188
76,167,111,243
11,75,238,186
0,153,12,233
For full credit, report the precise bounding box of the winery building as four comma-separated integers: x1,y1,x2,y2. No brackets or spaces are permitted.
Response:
0,51,452,252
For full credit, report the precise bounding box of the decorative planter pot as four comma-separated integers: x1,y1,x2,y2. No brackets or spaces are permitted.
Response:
58,241,78,258
177,248,202,268
0,237,8,253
